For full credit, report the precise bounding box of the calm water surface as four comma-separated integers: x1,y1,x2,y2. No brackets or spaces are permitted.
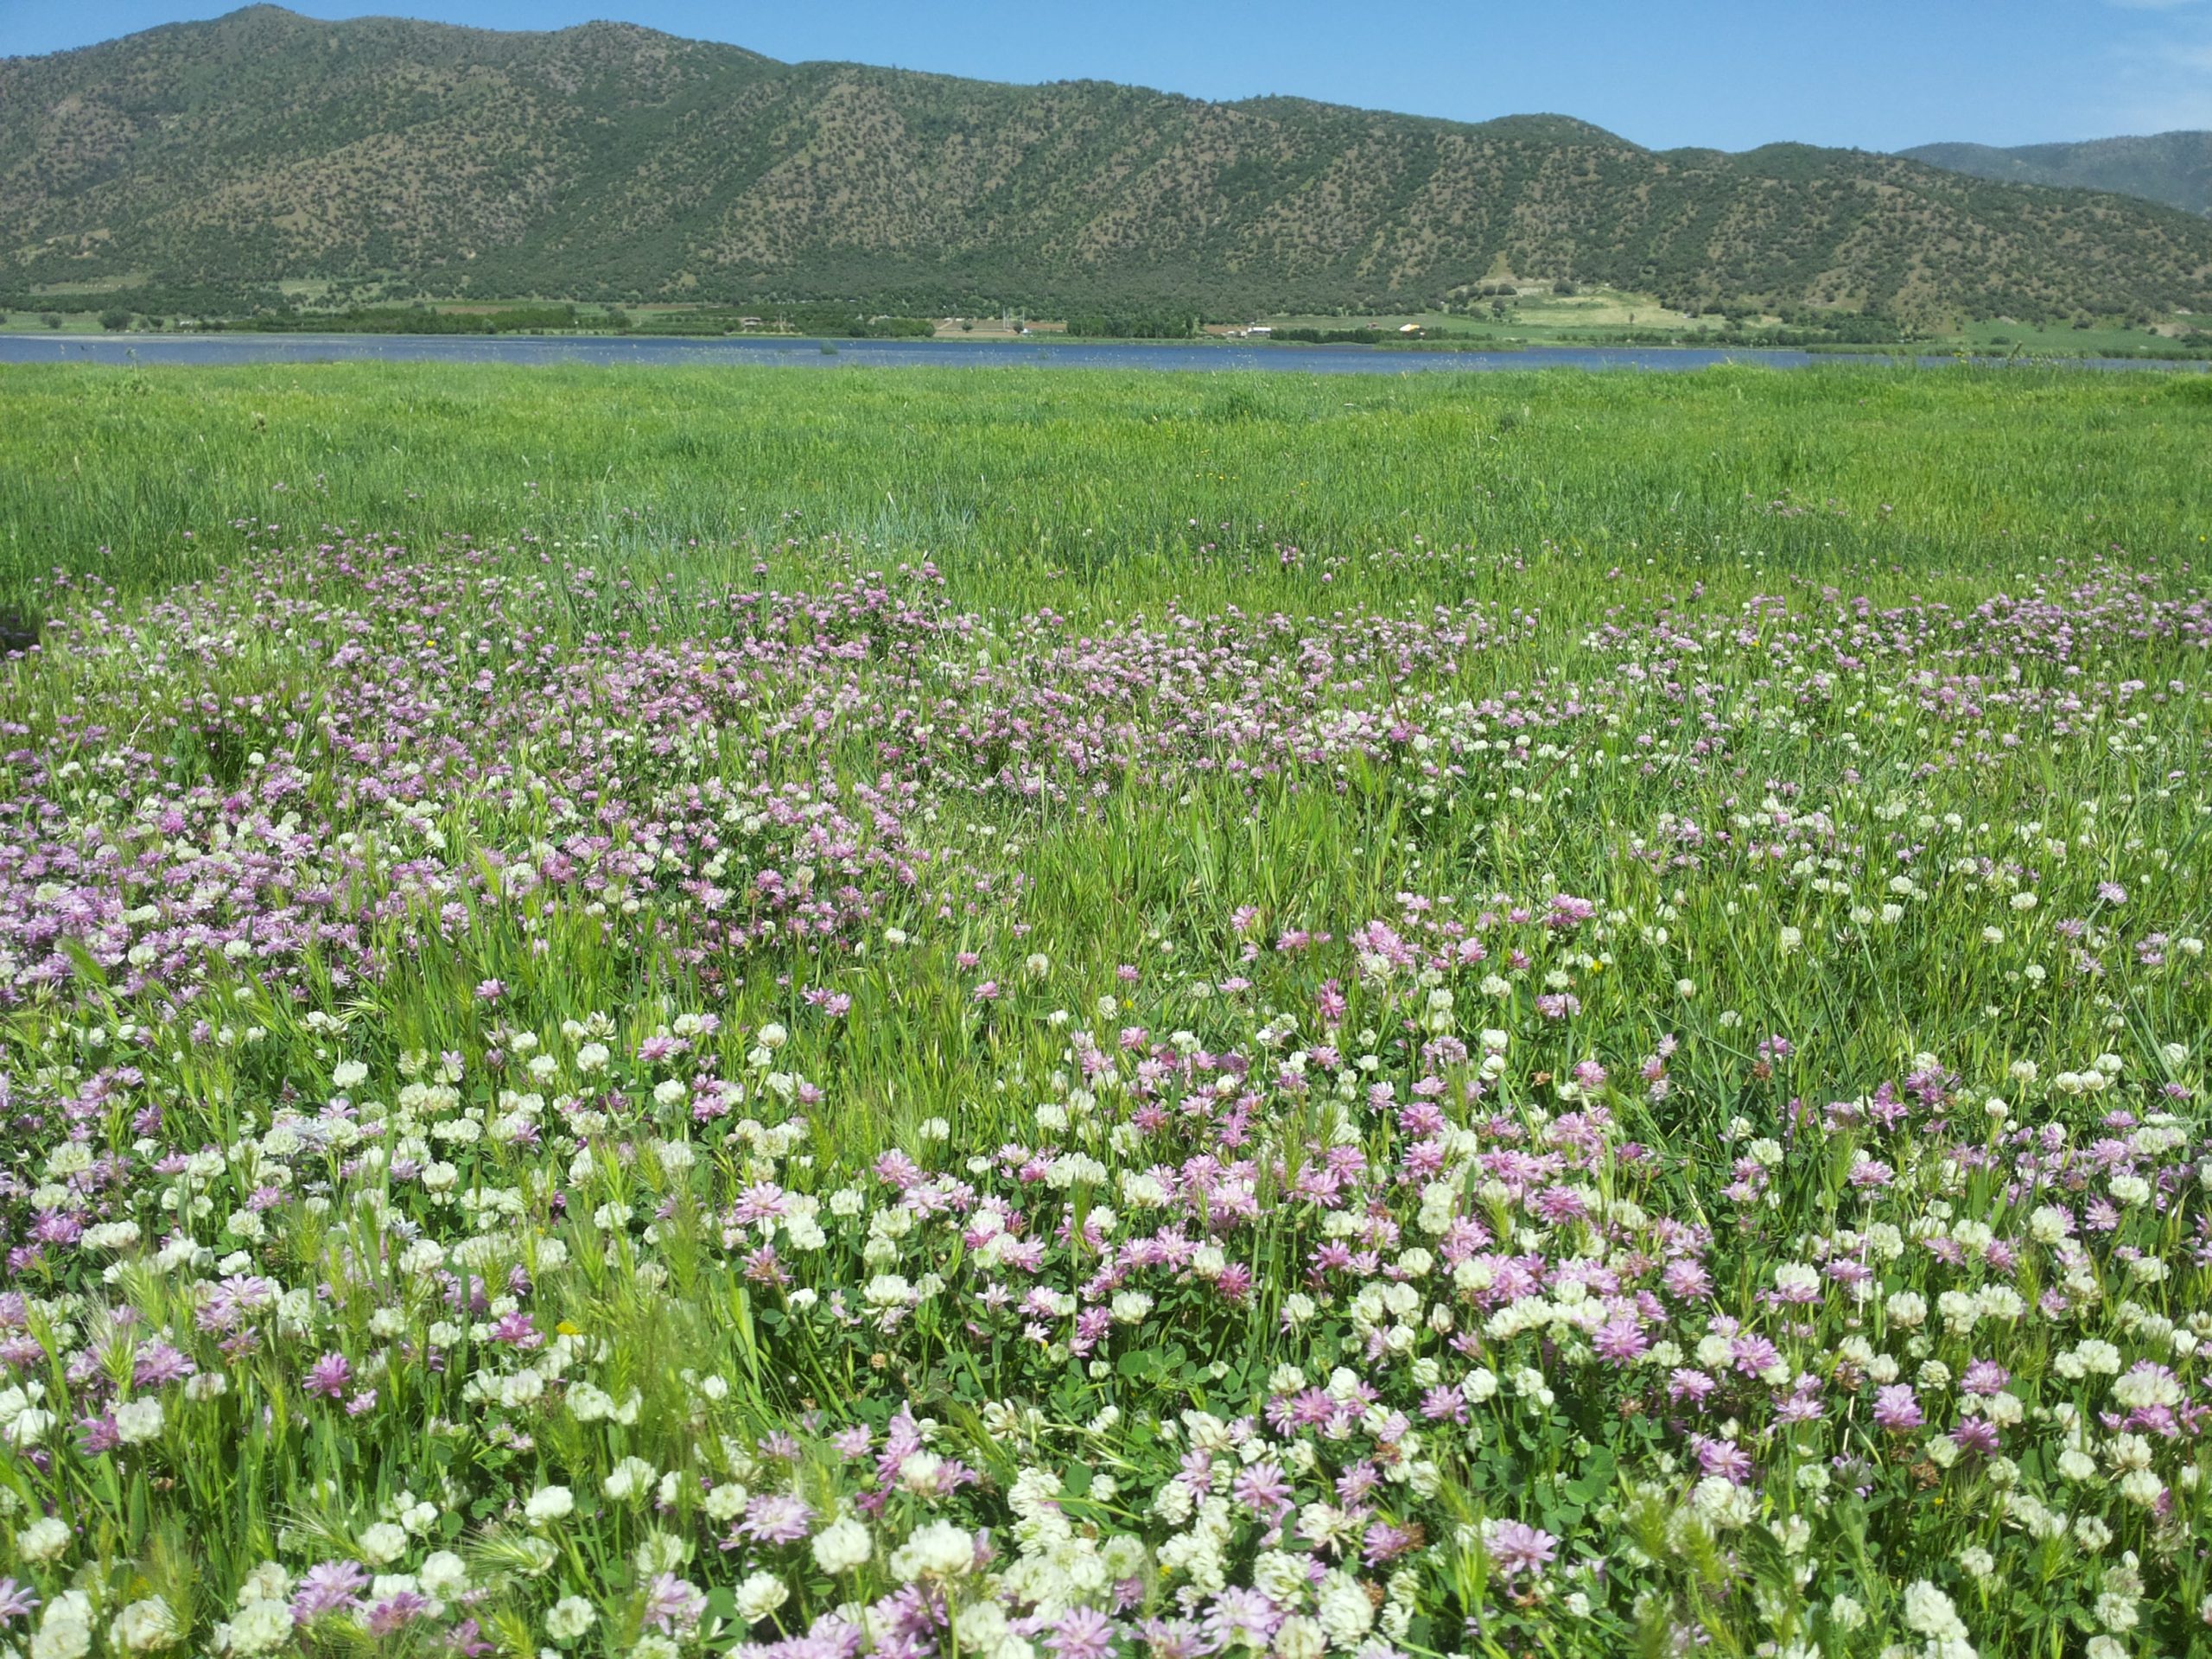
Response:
0,333,2199,373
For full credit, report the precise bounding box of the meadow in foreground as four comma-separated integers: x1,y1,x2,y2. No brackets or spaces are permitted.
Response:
1,364,2210,1659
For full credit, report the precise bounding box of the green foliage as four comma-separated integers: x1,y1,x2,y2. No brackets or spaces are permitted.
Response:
6,9,2212,322
0,283,293,321
229,303,584,334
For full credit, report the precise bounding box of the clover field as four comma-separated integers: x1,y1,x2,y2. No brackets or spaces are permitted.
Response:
3,362,2212,1659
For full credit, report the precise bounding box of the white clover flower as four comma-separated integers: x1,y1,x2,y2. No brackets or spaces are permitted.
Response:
238,1563,292,1606
897,1452,947,1494
2057,1339,2123,1380
888,1519,976,1581
812,1516,872,1574
568,1382,615,1422
358,1520,409,1565
1110,1291,1154,1324
633,1531,690,1577
108,1597,181,1653
114,1396,164,1444
1315,1570,1375,1646
1691,1476,1755,1529
16,1515,70,1560
333,1059,369,1090
225,1599,295,1658
2118,1469,2164,1507
604,1457,658,1502
1901,1580,1972,1649
2108,1173,2151,1206
31,1592,94,1659
525,1484,575,1526
865,1274,913,1307
702,1479,750,1522
1773,1262,1821,1299
2115,1357,2183,1408
420,1550,468,1599
733,1573,788,1623
398,1238,446,1275
546,1598,598,1643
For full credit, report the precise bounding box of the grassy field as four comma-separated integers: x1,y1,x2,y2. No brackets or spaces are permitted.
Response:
2,360,2210,1659
2,360,2209,619
1262,299,2209,357
1264,289,1732,341
1954,317,2212,358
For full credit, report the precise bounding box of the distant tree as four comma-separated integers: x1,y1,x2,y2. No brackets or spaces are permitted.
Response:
41,313,62,329
99,310,131,332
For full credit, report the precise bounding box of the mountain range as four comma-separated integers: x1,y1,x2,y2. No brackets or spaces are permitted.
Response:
1903,132,2212,220
5,6,2212,324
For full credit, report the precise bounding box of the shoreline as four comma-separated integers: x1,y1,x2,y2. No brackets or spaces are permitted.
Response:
3,331,2206,372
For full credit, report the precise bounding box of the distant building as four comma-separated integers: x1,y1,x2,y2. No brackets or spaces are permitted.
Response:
1248,325,1272,336
1398,322,1421,334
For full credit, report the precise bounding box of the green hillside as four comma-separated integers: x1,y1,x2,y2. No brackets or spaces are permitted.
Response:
1904,131,2212,219
6,5,2212,323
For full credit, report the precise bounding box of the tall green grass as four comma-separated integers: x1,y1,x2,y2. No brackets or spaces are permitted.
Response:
3,361,2207,620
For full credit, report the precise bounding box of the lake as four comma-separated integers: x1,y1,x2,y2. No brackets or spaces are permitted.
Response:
0,332,2199,373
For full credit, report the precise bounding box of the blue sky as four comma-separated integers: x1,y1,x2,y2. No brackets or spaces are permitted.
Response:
6,1,2211,152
